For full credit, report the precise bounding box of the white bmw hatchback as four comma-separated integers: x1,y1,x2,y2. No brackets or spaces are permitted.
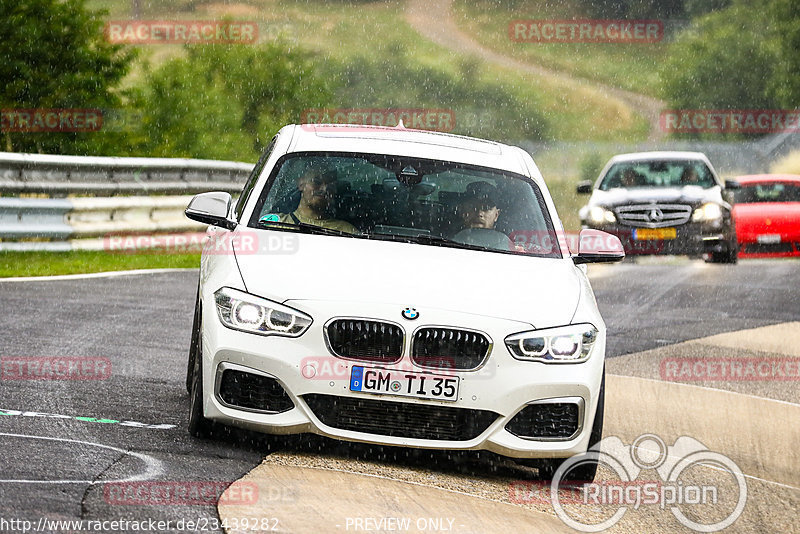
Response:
185,124,623,481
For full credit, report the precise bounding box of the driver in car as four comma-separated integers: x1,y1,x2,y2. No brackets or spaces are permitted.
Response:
452,184,514,251
620,168,644,187
277,168,357,233
680,167,701,185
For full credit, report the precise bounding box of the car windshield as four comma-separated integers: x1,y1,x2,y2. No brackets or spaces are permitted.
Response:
599,160,716,190
733,182,800,203
247,153,561,258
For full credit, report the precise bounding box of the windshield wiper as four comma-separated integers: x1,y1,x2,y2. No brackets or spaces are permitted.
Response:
256,220,355,237
362,231,493,252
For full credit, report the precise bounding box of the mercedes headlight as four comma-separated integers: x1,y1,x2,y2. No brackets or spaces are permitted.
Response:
588,206,616,224
692,203,723,222
214,287,312,337
505,324,598,363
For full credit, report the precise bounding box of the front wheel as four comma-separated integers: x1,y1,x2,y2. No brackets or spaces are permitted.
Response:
518,369,605,482
188,311,213,438
706,242,738,264
186,285,201,393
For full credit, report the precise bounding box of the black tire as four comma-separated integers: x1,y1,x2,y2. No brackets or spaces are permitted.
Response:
706,242,738,264
188,306,213,438
186,285,201,394
519,369,605,482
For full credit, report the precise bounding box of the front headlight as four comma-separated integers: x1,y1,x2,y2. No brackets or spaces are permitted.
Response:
692,203,723,222
588,206,616,224
505,324,598,363
214,287,312,337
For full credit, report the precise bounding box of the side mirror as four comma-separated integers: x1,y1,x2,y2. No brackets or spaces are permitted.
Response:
572,229,625,264
185,192,236,230
576,180,593,194
724,179,741,190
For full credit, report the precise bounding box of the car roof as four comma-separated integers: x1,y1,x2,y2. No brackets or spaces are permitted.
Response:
607,151,711,164
284,124,530,176
733,174,800,184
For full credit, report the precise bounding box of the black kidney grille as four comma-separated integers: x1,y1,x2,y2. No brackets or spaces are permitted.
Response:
412,328,490,370
303,394,498,441
505,403,580,439
326,319,403,362
217,369,294,413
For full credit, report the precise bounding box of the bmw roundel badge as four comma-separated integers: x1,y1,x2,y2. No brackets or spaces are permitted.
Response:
401,307,419,320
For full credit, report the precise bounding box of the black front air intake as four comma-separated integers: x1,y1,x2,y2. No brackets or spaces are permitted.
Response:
303,394,498,441
217,369,294,413
505,402,580,440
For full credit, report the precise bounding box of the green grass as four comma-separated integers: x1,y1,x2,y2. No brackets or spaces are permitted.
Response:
546,178,585,232
0,251,199,277
453,0,669,97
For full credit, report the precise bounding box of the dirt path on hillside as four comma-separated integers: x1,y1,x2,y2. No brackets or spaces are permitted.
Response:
405,0,666,140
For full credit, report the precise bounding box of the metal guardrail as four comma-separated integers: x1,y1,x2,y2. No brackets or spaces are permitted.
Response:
0,152,253,195
0,195,206,250
0,152,253,250
0,198,74,240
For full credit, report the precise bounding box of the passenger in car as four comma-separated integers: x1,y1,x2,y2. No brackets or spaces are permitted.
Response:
277,168,358,233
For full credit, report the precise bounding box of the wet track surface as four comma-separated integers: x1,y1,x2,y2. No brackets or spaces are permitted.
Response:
0,260,797,530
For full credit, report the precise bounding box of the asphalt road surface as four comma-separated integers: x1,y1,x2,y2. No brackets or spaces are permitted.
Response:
0,259,797,532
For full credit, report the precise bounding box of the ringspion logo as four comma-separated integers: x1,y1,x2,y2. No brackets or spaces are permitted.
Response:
550,434,746,532
510,20,663,43
105,20,258,44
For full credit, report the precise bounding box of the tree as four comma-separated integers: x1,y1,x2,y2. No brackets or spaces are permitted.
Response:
575,0,686,18
0,0,134,153
137,42,335,161
659,2,777,138
767,0,800,107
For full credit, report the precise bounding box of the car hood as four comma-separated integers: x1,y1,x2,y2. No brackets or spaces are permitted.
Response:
234,230,581,328
734,203,800,238
590,186,722,207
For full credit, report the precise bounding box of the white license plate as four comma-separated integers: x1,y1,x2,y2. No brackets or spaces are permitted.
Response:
757,234,781,244
349,366,459,402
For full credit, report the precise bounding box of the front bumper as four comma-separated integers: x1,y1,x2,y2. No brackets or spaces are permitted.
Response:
199,299,605,459
584,222,731,256
738,239,800,258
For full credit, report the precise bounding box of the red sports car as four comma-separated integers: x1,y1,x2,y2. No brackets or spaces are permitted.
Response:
732,174,800,258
